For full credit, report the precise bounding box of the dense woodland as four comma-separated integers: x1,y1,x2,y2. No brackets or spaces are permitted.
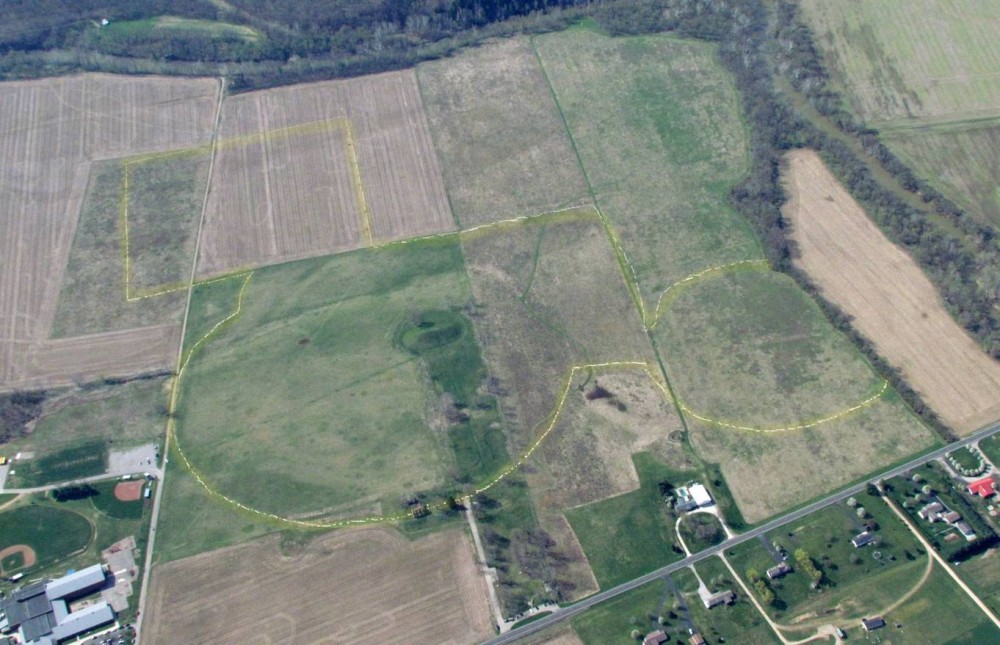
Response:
2,0,998,440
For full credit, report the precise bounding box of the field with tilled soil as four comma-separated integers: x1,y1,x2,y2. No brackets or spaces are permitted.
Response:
0,74,220,390
143,527,493,645
784,149,1000,433
196,69,453,276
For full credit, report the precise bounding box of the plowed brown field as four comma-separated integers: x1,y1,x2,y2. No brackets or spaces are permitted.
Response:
783,149,1000,433
197,69,453,276
0,74,220,390
144,527,492,645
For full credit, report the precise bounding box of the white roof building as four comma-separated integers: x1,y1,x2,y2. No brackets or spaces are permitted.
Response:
690,483,714,507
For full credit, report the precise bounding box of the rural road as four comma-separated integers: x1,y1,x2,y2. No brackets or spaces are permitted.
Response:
0,467,163,495
482,420,1000,644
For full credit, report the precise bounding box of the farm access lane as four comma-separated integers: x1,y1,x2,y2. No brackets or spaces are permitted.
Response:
0,466,163,495
485,419,1000,645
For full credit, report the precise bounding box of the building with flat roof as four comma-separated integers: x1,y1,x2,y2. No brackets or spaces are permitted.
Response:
0,565,114,644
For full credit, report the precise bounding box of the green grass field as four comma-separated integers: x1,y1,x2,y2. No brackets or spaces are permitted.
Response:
800,0,1000,123
565,453,684,587
90,480,146,520
175,242,477,517
2,377,168,456
655,269,883,427
8,441,107,487
570,579,669,644
679,513,725,554
883,120,1000,228
958,550,1000,615
980,433,1000,466
726,494,928,622
533,30,760,298
0,505,93,570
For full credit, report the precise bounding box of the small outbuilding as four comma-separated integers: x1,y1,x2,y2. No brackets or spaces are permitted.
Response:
851,531,875,548
861,616,886,632
643,630,668,645
766,562,792,580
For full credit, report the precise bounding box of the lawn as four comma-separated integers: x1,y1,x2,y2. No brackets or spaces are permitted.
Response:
565,453,685,587
52,150,209,336
654,269,883,427
533,29,761,300
726,494,928,623
979,434,1000,466
958,549,1000,615
175,241,474,518
0,504,93,571
687,558,780,644
8,440,107,487
800,0,1000,123
678,513,725,555
570,579,670,644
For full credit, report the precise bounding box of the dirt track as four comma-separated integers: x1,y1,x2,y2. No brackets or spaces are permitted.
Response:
0,74,220,390
144,527,492,645
783,149,1000,433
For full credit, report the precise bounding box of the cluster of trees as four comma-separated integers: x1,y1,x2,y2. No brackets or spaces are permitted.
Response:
0,390,48,444
745,568,776,605
51,484,97,501
794,549,823,588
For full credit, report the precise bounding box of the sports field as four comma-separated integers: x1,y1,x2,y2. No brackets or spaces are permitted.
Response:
800,0,1000,123
0,504,92,572
784,149,1000,433
144,528,493,645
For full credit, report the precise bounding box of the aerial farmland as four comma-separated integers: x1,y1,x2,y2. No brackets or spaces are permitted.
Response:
2,2,1000,645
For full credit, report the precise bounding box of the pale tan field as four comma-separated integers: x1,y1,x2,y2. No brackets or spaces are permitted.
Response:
801,0,1000,124
144,527,493,645
197,69,453,276
784,149,1000,433
418,37,590,226
0,74,220,390
20,325,181,389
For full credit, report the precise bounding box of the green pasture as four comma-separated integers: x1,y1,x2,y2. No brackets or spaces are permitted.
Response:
176,242,476,517
883,564,997,644
655,269,882,427
533,30,760,297
0,504,93,571
53,151,208,336
958,550,1000,615
565,453,684,587
570,580,667,644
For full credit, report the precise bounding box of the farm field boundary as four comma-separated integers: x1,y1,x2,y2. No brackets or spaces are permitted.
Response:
162,211,893,530
119,117,372,303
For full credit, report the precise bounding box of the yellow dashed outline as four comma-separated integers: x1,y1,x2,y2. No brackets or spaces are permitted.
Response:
120,118,371,302
164,212,891,529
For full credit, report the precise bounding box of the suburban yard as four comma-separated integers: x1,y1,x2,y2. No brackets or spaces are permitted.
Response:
144,527,493,645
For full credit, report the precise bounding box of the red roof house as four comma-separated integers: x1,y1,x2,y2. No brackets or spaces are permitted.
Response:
968,476,997,498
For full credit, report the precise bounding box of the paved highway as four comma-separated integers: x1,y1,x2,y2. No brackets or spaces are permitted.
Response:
484,420,1000,644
